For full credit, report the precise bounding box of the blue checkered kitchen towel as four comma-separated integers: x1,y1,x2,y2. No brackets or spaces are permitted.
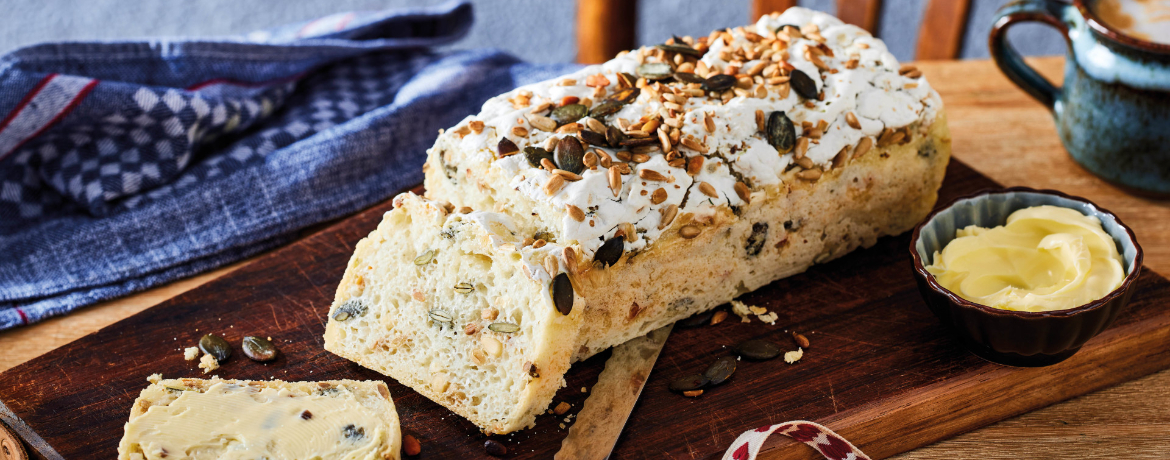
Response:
0,1,580,330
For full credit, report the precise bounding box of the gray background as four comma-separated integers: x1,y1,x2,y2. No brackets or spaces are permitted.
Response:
1,0,1066,63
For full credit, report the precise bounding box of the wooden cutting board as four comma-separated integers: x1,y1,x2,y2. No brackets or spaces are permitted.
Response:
2,160,1169,459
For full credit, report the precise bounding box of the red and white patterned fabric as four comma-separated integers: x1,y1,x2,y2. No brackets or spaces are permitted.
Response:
723,420,870,460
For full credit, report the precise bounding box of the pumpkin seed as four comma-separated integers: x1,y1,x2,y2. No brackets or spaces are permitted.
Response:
612,87,640,104
704,356,737,386
414,249,435,266
734,338,783,360
669,374,710,393
454,282,474,294
745,222,768,257
551,104,587,126
488,322,520,333
484,439,508,457
637,62,673,80
242,336,278,362
656,43,703,57
555,137,586,175
332,299,367,321
677,310,715,328
619,137,658,147
428,309,453,324
552,273,574,316
524,146,554,169
766,111,796,154
702,74,736,92
589,99,623,119
594,237,624,267
789,69,818,100
580,129,608,147
674,72,705,84
199,334,231,363
497,137,519,157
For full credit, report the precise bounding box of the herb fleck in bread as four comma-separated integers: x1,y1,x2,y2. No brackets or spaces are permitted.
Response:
118,377,400,460
327,7,950,434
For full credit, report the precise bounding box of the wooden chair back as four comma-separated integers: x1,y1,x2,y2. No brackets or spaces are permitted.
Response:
577,0,973,63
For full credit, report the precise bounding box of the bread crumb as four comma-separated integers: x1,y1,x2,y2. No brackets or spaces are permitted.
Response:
748,306,768,315
730,300,753,323
183,346,200,361
581,387,588,393
198,353,220,373
146,373,162,384
784,347,804,364
559,423,566,429
757,312,778,325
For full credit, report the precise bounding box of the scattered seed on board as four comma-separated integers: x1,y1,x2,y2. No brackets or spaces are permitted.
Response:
488,322,520,334
484,439,508,457
734,338,783,360
242,336,278,362
454,282,474,294
669,373,710,393
403,434,422,456
793,332,810,348
682,389,704,397
199,334,231,363
704,355,737,386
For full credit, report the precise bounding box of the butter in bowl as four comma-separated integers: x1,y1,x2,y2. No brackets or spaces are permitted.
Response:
909,188,1143,367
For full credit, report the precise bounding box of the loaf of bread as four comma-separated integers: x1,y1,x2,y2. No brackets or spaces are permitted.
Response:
118,377,401,460
326,7,950,434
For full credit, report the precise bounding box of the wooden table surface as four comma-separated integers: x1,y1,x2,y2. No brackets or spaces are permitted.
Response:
2,57,1168,458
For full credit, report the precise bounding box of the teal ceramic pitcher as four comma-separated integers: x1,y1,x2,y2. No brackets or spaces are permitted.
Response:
991,0,1170,197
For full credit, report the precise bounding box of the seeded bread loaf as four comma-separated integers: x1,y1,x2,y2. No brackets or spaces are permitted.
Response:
118,377,401,460
324,192,585,434
326,7,950,434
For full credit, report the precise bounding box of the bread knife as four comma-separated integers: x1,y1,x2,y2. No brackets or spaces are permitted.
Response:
554,324,673,460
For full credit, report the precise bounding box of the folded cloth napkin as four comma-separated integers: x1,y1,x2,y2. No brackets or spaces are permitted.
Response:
0,1,579,330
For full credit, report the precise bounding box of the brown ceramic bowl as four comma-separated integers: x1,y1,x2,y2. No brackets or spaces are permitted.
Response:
910,187,1143,367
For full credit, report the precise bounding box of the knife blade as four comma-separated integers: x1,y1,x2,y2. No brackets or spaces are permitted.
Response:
555,324,673,460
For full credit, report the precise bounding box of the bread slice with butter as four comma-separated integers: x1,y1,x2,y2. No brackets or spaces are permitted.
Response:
117,377,401,460
324,192,586,435
327,7,950,434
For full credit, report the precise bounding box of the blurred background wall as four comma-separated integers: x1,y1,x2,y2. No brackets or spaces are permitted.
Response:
0,0,1065,63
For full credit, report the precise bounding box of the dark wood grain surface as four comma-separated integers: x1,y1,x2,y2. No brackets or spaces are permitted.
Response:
2,159,1169,460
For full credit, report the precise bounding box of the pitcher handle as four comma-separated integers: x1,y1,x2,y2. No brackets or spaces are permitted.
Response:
989,0,1071,112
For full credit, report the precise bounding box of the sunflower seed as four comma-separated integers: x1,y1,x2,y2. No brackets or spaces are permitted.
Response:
595,236,624,267
242,336,278,362
413,249,435,266
555,136,585,174
734,338,783,360
552,273,574,316
199,334,231,363
669,373,710,393
679,224,701,239
789,69,818,99
704,355,737,386
702,74,736,92
792,332,810,348
551,104,588,126
637,62,673,80
428,309,453,324
488,322,520,334
454,282,474,294
766,111,796,154
524,146,554,169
